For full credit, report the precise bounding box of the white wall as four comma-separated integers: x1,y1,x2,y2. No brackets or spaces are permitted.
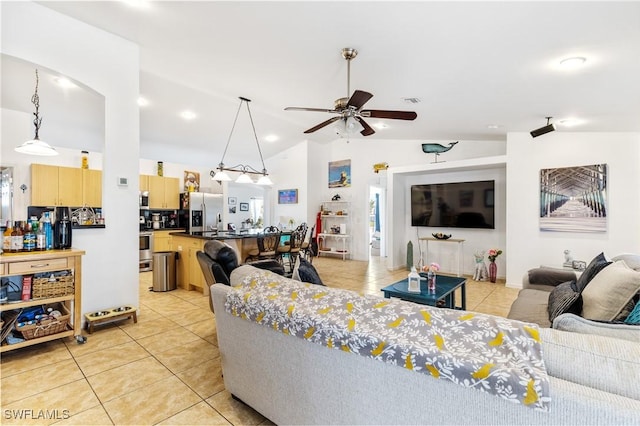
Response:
268,141,313,228
506,132,640,287
320,138,506,262
2,2,140,316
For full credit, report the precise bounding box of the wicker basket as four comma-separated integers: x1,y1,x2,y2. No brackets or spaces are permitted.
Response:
17,303,70,340
32,274,74,298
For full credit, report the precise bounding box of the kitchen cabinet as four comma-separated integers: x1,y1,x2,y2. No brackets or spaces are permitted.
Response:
139,174,149,192
82,169,102,208
31,164,83,207
318,200,351,260
0,249,85,352
148,176,180,209
153,230,173,252
171,235,205,292
31,164,101,207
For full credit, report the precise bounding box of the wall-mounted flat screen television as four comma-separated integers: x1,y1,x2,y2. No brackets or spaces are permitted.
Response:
411,180,495,228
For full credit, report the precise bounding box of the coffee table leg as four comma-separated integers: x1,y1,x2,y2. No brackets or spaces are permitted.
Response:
461,282,466,310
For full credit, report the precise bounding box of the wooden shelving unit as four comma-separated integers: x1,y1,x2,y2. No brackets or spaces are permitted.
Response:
0,249,85,352
318,201,351,260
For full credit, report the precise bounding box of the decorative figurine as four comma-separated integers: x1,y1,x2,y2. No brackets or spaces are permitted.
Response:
563,249,574,268
473,251,489,281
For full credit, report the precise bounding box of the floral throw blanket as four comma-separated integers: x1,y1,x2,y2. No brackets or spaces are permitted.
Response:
225,271,550,411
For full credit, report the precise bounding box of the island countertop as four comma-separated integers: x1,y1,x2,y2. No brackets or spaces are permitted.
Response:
168,229,290,240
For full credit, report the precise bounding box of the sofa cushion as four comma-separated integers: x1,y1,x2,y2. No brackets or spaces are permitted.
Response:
581,260,640,321
574,252,611,293
292,256,324,285
553,313,640,343
527,268,577,288
540,327,640,400
507,288,551,327
547,281,582,323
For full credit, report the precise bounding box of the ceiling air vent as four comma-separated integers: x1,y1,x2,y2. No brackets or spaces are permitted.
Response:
403,97,421,104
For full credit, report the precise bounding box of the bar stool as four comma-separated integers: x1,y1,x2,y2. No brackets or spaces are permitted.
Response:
246,226,282,262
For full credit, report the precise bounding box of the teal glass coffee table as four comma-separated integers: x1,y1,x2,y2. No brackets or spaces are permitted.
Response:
381,274,466,310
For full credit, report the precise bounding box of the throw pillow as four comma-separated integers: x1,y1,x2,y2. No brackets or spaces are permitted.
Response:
624,301,640,325
574,252,611,293
548,280,582,323
581,261,640,321
292,256,324,286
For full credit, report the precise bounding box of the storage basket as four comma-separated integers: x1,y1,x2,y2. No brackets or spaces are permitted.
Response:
16,303,70,340
32,274,74,298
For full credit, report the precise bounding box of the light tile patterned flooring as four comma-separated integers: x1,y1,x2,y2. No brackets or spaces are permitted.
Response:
0,256,519,425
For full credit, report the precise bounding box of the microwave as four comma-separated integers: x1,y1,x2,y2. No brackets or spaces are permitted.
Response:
139,191,149,209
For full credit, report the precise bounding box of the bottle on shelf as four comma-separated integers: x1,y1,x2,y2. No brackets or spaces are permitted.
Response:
43,212,53,250
11,221,24,252
3,220,13,253
23,222,36,252
36,220,46,251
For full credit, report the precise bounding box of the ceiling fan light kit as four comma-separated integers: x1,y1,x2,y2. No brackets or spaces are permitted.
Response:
530,116,556,138
210,96,273,185
15,69,59,156
285,47,417,137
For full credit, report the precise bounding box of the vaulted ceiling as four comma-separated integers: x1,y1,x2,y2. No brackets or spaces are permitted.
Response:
2,1,639,167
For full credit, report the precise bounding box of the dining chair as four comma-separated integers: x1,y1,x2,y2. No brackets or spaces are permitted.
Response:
246,226,282,262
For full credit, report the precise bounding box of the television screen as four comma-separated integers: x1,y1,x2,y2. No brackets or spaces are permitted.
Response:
411,180,495,228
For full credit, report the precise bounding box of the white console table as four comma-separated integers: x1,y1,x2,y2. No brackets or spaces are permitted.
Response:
419,237,465,277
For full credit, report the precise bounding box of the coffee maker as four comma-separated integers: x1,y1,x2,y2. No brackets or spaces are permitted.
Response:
54,207,73,249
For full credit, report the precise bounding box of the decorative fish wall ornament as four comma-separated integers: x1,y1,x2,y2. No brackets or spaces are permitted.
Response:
421,141,458,163
373,162,389,173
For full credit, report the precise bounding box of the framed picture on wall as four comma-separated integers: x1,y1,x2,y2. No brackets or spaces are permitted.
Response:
278,189,298,204
240,202,249,211
328,159,351,188
228,197,237,205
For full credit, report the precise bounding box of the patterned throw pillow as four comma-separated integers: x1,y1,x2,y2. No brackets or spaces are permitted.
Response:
574,252,611,293
292,257,325,286
624,301,640,325
548,280,583,323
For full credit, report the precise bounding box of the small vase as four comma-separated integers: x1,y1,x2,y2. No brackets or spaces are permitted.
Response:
489,261,497,283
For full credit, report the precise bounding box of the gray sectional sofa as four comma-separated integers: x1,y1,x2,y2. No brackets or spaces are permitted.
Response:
507,253,640,343
210,265,640,425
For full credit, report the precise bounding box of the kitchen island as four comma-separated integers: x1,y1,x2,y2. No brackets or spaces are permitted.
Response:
169,230,289,293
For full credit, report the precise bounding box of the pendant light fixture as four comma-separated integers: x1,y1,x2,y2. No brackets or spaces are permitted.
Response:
15,69,59,156
210,97,273,185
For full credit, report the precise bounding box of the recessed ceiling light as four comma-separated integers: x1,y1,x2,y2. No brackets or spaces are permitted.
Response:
373,122,388,130
53,77,76,89
557,117,586,127
264,134,278,142
487,124,502,129
180,110,197,120
559,56,587,69
137,97,149,107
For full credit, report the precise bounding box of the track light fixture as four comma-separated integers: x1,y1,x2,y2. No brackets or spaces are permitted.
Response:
530,116,556,138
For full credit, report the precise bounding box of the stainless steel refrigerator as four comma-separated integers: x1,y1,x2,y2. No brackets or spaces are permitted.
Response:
182,192,223,232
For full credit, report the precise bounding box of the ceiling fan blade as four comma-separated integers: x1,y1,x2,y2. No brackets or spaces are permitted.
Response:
285,107,338,113
303,116,341,134
358,118,375,136
346,90,373,109
361,110,417,120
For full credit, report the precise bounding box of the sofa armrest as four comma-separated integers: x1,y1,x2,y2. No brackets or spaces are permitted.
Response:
523,267,577,291
552,313,640,343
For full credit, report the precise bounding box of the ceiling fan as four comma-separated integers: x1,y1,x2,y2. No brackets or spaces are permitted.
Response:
284,48,417,137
